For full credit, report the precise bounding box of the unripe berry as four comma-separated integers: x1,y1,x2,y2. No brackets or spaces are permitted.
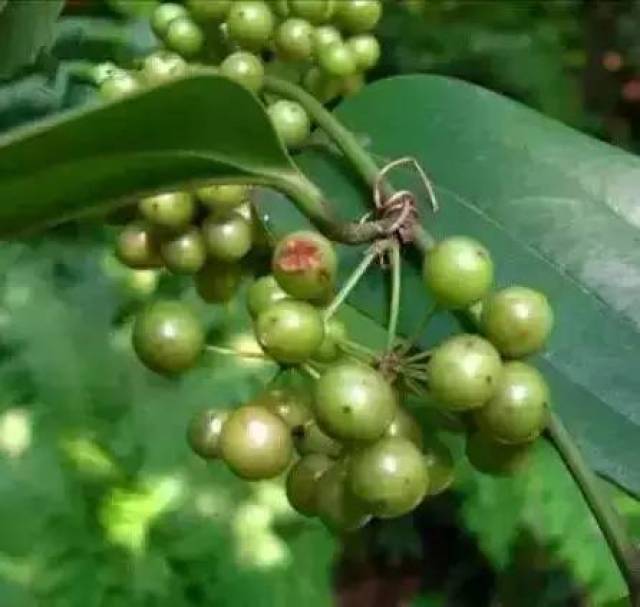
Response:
272,230,337,302
151,2,188,37
246,275,289,318
466,432,531,477
255,300,325,364
132,300,204,374
219,405,293,480
220,51,265,93
335,0,382,34
275,18,314,61
141,51,188,85
480,286,554,358
347,34,380,70
160,227,207,274
315,462,371,532
314,362,396,442
474,362,550,444
318,41,357,77
286,453,333,516
201,212,253,261
423,236,494,309
187,409,229,459
349,437,429,518
427,334,502,411
268,100,311,149
195,261,244,303
226,1,275,50
115,221,162,269
139,191,195,232
165,17,204,57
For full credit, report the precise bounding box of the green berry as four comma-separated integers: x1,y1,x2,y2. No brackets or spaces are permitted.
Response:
219,405,293,480
385,406,423,448
349,437,429,518
275,18,314,61
195,260,244,303
141,50,188,85
481,286,554,358
423,438,455,496
151,2,188,37
312,25,342,56
197,184,249,213
100,71,140,100
165,17,204,57
272,230,337,302
268,100,311,149
318,41,357,77
341,73,365,96
139,191,195,232
335,0,382,33
346,34,380,70
315,461,371,532
115,221,162,269
92,62,121,86
273,0,290,18
132,300,204,374
220,51,265,93
313,317,347,363
247,275,289,318
466,432,531,477
423,236,494,309
289,0,335,24
252,387,313,428
256,300,325,364
474,362,549,444
292,420,342,458
314,362,396,442
427,334,502,411
186,0,231,21
303,66,341,103
187,409,229,459
226,1,275,50
201,212,253,261
286,453,333,516
160,227,206,274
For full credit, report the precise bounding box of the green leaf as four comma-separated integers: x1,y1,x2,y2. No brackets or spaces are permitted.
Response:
0,72,295,237
259,75,640,498
0,0,64,80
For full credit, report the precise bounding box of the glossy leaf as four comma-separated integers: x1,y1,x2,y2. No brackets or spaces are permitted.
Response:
0,72,295,237
259,75,640,498
0,0,64,80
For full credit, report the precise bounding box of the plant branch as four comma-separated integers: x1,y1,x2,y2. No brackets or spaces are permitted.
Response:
547,413,640,606
263,76,436,249
272,170,397,244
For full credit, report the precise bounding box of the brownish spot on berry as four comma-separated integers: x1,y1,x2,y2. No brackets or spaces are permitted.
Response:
276,239,322,274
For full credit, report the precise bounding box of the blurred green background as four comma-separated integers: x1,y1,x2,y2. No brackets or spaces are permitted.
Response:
2,1,640,605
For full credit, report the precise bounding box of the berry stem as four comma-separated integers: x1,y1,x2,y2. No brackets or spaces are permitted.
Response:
397,304,439,357
323,243,385,321
547,412,640,606
386,241,402,352
205,345,267,360
338,338,378,360
300,362,321,380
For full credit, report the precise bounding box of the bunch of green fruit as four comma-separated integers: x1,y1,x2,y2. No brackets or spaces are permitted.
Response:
130,225,553,534
98,0,383,151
